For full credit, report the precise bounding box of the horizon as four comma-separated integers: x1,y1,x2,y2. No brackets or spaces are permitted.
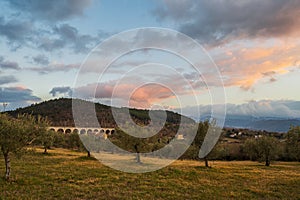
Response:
0,0,300,120
8,97,300,121
6,97,300,133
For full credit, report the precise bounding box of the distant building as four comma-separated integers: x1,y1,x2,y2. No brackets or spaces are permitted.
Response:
177,134,184,140
255,135,263,139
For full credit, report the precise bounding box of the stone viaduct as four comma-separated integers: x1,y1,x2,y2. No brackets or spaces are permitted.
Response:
48,127,115,135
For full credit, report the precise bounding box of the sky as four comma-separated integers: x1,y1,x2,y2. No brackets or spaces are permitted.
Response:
0,0,300,119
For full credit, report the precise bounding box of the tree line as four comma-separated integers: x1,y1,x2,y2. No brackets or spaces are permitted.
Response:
182,124,300,167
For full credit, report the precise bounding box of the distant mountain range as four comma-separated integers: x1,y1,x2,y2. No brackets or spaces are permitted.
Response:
225,116,300,132
200,115,300,133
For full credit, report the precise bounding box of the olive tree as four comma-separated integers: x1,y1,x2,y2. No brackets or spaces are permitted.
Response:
193,120,221,167
284,126,300,161
244,136,279,166
111,127,149,164
39,130,55,154
0,113,48,180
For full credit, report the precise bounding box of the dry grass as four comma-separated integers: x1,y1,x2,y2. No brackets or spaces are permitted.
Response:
1,148,300,200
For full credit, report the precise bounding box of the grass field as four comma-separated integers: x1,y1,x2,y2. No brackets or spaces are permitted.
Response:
1,148,300,200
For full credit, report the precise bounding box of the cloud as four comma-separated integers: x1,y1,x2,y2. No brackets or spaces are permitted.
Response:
262,71,276,77
212,39,300,90
0,18,102,53
75,81,172,108
0,75,18,85
0,56,20,70
154,0,300,45
269,77,277,82
179,100,300,119
5,0,93,22
0,17,35,50
49,86,72,97
0,86,41,103
75,26,299,91
39,24,99,53
29,62,80,73
32,54,49,65
226,100,300,118
262,71,277,83
74,71,204,108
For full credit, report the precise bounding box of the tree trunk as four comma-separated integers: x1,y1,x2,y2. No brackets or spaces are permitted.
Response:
134,144,141,164
44,146,47,154
136,152,141,164
4,152,11,181
265,156,270,166
204,156,209,167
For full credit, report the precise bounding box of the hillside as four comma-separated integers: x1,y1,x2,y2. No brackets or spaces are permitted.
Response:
7,98,194,129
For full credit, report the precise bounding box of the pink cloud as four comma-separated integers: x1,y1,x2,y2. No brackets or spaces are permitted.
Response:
213,39,300,90
74,73,202,108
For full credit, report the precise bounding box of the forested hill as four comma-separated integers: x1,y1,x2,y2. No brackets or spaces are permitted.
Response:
7,98,195,127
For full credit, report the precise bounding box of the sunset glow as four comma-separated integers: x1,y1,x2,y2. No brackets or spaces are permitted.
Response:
0,0,299,119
